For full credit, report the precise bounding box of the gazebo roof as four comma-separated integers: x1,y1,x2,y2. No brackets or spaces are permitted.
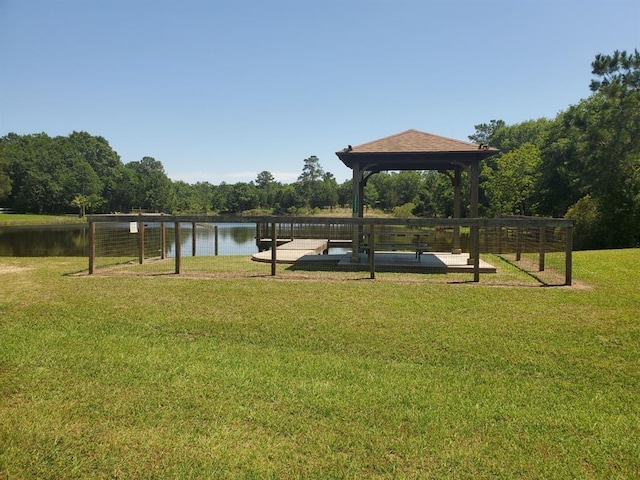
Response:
336,129,499,172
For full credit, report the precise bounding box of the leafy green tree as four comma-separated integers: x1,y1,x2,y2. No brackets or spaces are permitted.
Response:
125,157,176,212
274,183,304,213
0,141,11,202
560,50,640,247
468,119,505,146
590,49,640,93
66,131,124,212
482,143,542,216
413,171,454,217
225,182,259,212
255,171,280,209
296,156,324,207
363,182,379,210
255,170,275,188
337,179,352,208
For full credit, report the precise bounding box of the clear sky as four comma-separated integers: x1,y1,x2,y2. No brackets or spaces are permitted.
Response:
1,0,638,184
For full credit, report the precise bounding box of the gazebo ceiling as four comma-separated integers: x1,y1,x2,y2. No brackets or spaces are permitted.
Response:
335,129,499,172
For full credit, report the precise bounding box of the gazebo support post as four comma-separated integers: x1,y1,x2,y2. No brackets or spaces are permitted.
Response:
468,160,480,267
453,167,462,253
351,162,364,262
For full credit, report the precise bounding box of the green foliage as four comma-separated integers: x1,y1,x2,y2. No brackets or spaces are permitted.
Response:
413,171,455,217
565,195,607,250
470,49,640,248
0,142,11,201
391,202,416,217
590,48,640,93
124,156,176,213
482,143,542,216
295,156,338,209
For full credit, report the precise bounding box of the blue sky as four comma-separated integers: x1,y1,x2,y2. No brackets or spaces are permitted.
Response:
1,0,638,184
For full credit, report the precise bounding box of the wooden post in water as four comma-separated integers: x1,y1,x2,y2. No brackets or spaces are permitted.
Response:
88,221,95,274
538,226,546,272
565,225,573,286
138,220,145,264
214,225,219,256
271,222,277,276
369,223,376,279
192,222,197,256
161,222,166,259
175,221,181,274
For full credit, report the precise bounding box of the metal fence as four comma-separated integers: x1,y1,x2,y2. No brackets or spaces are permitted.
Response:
86,215,574,286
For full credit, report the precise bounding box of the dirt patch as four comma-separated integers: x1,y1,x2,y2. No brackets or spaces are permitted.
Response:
0,266,32,274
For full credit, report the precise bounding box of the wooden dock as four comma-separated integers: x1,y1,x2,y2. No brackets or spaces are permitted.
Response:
251,239,329,264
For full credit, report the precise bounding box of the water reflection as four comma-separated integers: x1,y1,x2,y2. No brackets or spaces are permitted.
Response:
0,223,259,257
0,224,90,256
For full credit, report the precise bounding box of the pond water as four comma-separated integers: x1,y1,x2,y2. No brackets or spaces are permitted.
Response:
0,223,259,257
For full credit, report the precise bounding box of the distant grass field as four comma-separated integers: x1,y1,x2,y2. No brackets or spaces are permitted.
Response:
0,250,638,479
0,213,86,227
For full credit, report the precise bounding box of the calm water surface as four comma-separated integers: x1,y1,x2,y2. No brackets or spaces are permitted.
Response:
0,223,259,257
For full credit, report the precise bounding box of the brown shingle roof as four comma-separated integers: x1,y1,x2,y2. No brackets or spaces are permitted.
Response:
348,129,491,154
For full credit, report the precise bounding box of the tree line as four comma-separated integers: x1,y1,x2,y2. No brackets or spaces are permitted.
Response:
0,50,638,249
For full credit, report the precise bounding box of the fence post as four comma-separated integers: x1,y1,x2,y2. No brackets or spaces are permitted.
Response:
88,221,95,274
515,226,522,261
565,225,573,286
161,222,166,259
175,221,181,274
138,219,145,264
369,223,376,279
192,222,197,256
271,222,277,276
473,225,480,282
214,225,219,256
539,226,546,272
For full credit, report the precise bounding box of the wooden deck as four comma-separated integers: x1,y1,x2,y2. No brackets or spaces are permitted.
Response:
336,252,497,274
252,238,496,274
251,239,329,264
287,252,496,274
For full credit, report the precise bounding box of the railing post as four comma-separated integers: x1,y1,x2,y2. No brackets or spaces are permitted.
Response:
539,226,546,272
214,225,219,256
161,222,166,260
175,222,181,274
473,225,480,282
271,222,277,276
138,219,145,264
369,223,376,279
88,221,95,274
565,225,573,286
192,222,197,256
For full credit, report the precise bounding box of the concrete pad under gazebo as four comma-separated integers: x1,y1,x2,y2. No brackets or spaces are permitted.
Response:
335,129,499,262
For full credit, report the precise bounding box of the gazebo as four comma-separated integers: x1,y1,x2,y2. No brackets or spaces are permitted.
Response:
335,129,499,261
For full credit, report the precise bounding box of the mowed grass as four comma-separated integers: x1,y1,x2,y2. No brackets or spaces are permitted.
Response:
0,250,638,479
0,214,86,227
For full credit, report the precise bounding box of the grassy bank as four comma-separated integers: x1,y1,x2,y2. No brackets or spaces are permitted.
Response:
0,213,87,227
0,250,638,478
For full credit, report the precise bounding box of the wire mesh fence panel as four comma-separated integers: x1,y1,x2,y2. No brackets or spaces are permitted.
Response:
495,226,568,286
88,215,573,285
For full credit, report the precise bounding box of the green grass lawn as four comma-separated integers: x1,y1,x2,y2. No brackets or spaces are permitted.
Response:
0,250,638,479
0,213,87,227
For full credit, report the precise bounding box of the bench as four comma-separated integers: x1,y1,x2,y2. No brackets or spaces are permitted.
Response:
362,231,432,262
